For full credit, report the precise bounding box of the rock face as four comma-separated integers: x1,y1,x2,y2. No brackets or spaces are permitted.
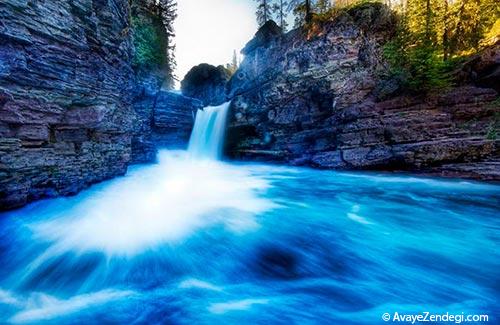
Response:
152,91,203,147
131,70,165,164
457,41,500,92
129,1,169,164
226,4,499,180
181,64,230,106
132,90,201,160
0,0,137,210
0,0,197,210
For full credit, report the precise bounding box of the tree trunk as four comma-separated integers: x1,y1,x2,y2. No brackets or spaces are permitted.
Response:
443,0,450,60
305,0,312,22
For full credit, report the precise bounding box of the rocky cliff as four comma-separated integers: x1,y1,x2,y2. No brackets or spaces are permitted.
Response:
226,4,499,181
0,0,137,210
0,0,196,210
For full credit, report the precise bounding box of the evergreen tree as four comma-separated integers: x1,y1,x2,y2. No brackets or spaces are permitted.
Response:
142,0,178,89
447,0,498,56
289,0,313,25
226,50,239,75
255,0,274,27
156,0,178,89
273,0,290,31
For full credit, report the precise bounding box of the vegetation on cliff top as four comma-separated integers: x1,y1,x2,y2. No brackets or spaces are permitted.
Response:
253,0,499,93
131,0,177,89
131,15,167,69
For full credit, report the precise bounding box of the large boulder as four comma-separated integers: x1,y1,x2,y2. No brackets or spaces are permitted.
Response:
181,64,230,106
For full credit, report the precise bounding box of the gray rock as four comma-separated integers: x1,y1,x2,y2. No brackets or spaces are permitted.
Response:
0,0,199,210
153,91,203,147
226,3,500,181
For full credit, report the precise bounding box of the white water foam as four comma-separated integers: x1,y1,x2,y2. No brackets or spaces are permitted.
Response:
31,101,276,256
32,151,276,256
6,289,133,323
179,279,223,292
208,298,269,314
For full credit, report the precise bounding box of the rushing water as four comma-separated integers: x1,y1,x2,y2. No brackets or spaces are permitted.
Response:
188,102,230,160
0,104,499,324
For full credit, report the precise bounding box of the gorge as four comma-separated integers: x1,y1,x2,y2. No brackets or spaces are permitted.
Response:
0,0,499,323
0,75,498,323
1,0,499,210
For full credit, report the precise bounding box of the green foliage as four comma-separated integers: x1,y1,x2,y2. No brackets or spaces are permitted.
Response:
382,0,497,93
131,16,167,69
384,31,450,93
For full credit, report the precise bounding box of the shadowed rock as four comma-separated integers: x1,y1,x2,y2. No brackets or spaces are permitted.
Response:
181,64,230,106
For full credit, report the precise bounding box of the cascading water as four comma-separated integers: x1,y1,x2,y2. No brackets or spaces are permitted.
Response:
188,102,230,160
0,101,499,323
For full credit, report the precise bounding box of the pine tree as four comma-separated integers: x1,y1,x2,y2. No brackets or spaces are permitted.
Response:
447,0,498,56
273,0,289,31
156,0,178,89
226,50,239,75
289,0,313,26
255,0,274,27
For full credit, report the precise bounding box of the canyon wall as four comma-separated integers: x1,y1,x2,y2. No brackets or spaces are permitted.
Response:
0,0,137,209
0,0,196,210
226,4,499,180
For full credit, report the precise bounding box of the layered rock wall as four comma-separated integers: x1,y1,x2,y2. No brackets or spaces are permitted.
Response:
0,0,138,209
226,4,499,180
152,92,202,147
0,0,197,210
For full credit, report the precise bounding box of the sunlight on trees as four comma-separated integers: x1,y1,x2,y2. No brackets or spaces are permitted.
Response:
252,0,499,91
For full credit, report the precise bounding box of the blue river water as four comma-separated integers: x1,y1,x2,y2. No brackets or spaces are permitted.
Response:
0,150,498,324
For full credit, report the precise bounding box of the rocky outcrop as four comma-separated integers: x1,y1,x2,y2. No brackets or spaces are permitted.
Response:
132,90,201,159
0,0,137,210
181,64,230,106
456,41,500,92
131,70,164,163
129,1,169,163
226,3,499,181
0,0,197,210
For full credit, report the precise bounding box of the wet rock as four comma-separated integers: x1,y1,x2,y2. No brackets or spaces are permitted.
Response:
0,0,134,210
153,92,202,147
0,0,198,209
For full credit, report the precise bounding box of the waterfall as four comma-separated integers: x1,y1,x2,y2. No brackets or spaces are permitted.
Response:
188,101,231,160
